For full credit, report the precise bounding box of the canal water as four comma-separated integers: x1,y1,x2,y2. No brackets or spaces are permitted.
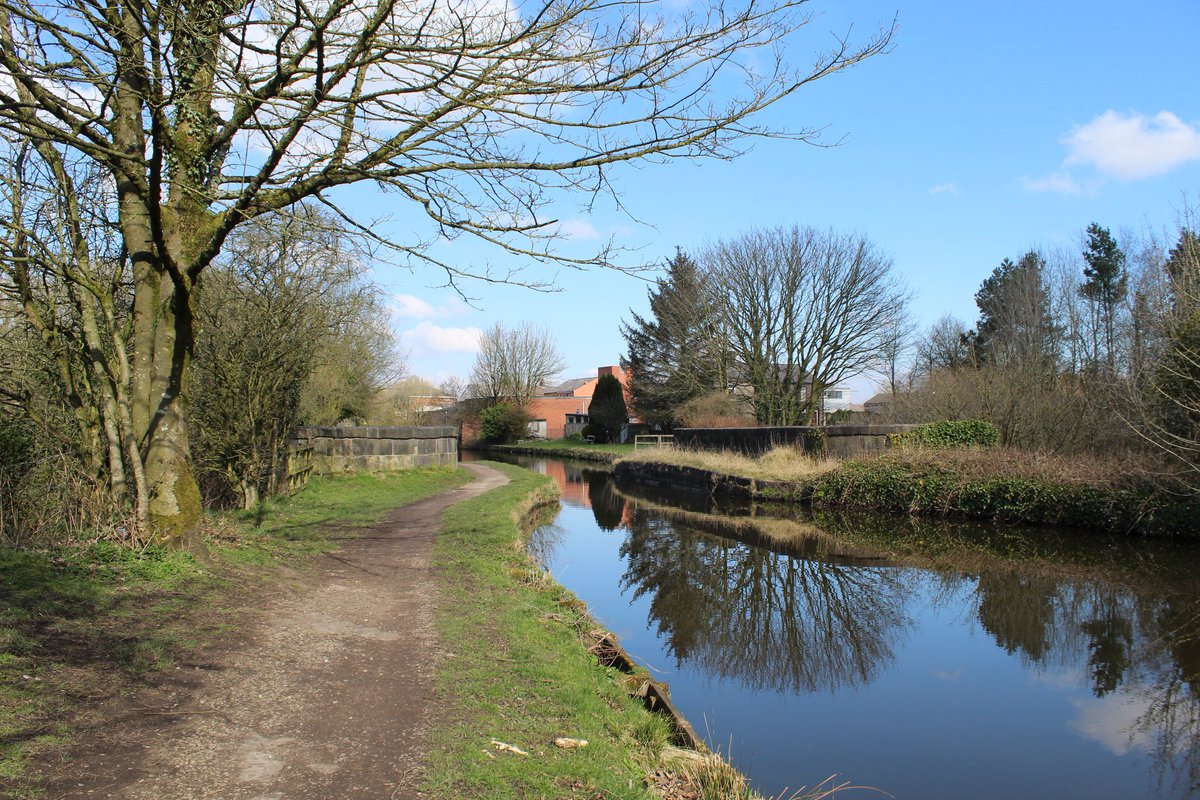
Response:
473,453,1200,799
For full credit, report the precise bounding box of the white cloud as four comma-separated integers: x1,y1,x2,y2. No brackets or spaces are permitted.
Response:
399,321,482,354
391,294,470,320
1063,110,1200,180
929,182,959,196
1069,691,1155,756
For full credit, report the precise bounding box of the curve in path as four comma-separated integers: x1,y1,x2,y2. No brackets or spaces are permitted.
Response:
53,462,510,800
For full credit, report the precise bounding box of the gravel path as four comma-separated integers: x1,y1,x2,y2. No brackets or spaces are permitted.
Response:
50,463,508,800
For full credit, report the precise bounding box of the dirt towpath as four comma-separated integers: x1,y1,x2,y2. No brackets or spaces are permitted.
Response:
49,462,509,800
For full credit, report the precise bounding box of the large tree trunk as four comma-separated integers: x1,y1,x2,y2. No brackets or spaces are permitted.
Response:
131,264,206,553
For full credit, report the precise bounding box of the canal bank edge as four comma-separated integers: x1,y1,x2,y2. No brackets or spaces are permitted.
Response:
469,442,624,464
611,456,1199,538
426,461,746,800
478,442,1197,537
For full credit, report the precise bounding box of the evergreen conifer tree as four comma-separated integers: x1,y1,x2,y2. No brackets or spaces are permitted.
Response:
588,375,628,443
1080,223,1128,372
620,249,725,427
972,250,1055,369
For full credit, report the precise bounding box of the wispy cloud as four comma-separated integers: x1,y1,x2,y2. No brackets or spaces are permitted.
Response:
929,182,959,196
392,294,470,320
1021,171,1082,195
557,218,603,241
399,321,482,354
1064,110,1200,180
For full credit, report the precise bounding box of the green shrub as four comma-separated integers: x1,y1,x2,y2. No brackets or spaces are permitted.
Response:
588,374,627,443
580,422,603,441
480,403,530,443
890,419,1000,449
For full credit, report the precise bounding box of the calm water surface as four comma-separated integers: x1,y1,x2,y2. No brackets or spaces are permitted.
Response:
476,453,1200,799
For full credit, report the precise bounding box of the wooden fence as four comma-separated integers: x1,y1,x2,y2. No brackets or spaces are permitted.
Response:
285,441,314,494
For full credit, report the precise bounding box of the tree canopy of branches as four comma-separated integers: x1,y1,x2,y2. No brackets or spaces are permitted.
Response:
704,226,909,425
1125,225,1200,487
0,0,894,545
620,249,727,428
469,322,564,407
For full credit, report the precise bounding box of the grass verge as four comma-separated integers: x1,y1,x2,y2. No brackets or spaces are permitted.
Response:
0,467,469,798
620,445,839,483
426,462,671,799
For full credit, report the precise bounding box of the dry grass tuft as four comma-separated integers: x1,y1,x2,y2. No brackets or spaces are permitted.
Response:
620,446,839,483
653,747,871,800
879,446,1162,488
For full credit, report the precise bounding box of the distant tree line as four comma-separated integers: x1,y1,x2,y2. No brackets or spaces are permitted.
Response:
894,217,1198,482
622,212,1200,493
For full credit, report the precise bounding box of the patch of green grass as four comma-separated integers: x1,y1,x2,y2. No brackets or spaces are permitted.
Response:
427,463,667,799
0,466,471,797
490,439,635,460
215,467,471,563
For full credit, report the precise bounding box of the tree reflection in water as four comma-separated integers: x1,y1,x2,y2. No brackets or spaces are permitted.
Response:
584,469,627,530
608,486,1200,795
618,508,915,693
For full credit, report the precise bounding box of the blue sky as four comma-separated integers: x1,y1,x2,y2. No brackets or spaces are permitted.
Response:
362,0,1200,400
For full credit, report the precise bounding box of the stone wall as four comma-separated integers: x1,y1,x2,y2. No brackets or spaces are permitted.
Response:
293,426,458,473
673,424,916,458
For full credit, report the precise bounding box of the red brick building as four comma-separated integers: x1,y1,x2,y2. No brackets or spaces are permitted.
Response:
526,365,629,439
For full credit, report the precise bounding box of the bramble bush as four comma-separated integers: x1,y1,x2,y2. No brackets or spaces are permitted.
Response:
889,419,1000,449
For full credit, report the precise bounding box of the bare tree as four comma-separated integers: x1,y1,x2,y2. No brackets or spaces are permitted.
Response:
0,0,894,543
875,313,917,396
0,136,149,527
469,322,565,407
910,314,973,383
1122,216,1200,489
705,226,909,425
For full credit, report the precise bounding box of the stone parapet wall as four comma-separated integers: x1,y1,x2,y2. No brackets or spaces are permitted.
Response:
293,426,458,473
674,424,916,458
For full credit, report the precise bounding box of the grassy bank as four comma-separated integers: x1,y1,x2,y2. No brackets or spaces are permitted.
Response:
475,439,635,463
810,449,1197,537
426,462,782,800
0,467,468,798
615,446,1199,538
